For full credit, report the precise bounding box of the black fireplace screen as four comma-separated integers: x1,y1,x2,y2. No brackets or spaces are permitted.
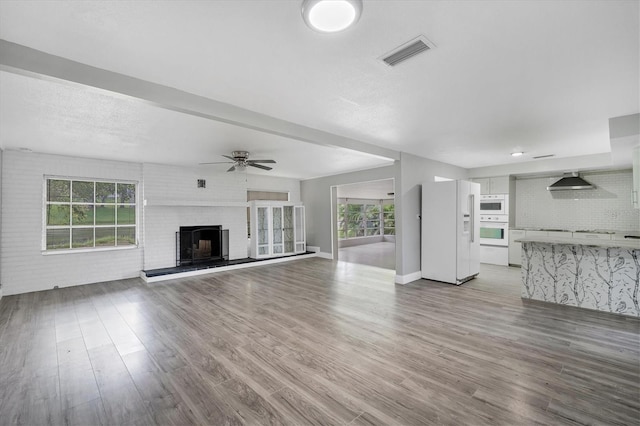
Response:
176,225,229,266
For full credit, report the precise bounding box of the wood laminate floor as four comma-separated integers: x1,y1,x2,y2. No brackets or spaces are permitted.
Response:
1,258,639,425
338,242,396,270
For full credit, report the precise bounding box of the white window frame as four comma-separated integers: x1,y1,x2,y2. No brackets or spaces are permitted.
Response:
42,176,139,254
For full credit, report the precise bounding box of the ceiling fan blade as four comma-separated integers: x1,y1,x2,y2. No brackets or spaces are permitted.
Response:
226,165,236,172
247,159,276,164
222,155,236,161
199,161,234,165
248,163,272,171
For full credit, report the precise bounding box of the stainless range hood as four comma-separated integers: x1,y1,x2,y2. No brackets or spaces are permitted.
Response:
547,172,595,191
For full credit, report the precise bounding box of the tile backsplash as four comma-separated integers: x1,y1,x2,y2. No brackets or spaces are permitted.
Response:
516,169,639,232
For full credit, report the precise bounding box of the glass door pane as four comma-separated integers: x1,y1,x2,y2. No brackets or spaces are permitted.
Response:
283,206,294,253
272,207,283,254
295,206,305,253
257,207,269,255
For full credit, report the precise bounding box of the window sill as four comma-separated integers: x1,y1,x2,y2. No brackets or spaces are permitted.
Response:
41,245,139,256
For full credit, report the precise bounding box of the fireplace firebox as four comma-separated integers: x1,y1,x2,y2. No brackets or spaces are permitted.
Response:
177,225,229,266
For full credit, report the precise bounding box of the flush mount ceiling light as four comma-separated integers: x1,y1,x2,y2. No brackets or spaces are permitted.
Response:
301,0,363,33
511,152,524,157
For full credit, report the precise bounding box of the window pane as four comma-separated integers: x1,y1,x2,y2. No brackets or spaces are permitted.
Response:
365,205,380,219
47,205,70,226
384,228,395,235
366,228,379,236
117,206,135,225
384,219,395,227
117,227,136,246
72,228,94,248
366,220,380,228
72,181,94,203
45,178,136,252
95,227,116,247
96,182,116,204
117,183,135,203
47,179,70,202
95,205,116,225
72,205,94,226
47,229,70,250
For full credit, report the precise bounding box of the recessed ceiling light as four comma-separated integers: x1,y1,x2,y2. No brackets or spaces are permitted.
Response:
301,0,363,33
511,152,524,157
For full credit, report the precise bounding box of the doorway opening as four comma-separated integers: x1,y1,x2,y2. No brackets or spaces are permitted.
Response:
334,179,395,270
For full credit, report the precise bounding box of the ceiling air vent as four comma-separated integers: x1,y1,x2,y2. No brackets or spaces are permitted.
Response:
380,35,435,67
533,154,555,159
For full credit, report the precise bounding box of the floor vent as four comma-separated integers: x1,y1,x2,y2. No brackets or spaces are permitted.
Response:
533,154,555,159
380,35,435,67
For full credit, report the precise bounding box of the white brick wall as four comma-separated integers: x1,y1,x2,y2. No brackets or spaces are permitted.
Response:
143,163,247,203
516,169,640,231
142,163,249,269
1,151,144,295
143,206,247,269
0,154,302,294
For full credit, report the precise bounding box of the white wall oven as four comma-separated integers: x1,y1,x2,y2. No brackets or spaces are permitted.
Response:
479,215,509,246
479,194,508,215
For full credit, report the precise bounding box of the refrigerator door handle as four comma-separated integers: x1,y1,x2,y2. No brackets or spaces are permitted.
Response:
469,194,475,242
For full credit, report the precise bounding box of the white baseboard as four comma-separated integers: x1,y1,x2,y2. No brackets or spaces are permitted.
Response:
395,271,422,285
306,246,333,260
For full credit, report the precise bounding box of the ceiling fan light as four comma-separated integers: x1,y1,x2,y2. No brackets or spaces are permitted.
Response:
302,0,362,33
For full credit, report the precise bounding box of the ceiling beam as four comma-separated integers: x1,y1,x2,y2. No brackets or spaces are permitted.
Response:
0,39,399,161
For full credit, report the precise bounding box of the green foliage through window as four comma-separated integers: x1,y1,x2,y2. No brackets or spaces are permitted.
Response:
338,202,394,239
45,178,137,250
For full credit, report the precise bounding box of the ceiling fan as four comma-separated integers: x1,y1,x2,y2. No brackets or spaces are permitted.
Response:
200,151,276,172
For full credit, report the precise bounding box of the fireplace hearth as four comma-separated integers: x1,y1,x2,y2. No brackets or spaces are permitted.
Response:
177,225,229,266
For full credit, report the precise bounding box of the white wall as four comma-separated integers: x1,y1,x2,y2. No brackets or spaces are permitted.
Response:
395,152,468,281
142,164,302,270
301,154,467,283
0,154,302,294
246,174,301,202
142,163,248,268
515,169,639,231
300,165,395,257
1,151,144,295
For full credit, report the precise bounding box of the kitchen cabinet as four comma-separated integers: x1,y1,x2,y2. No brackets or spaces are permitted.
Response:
249,201,305,259
633,146,640,208
508,229,525,265
473,176,509,195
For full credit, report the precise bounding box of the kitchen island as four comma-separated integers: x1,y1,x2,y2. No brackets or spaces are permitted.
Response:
518,236,640,317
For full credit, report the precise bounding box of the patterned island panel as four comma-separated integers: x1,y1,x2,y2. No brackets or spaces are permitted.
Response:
521,241,640,317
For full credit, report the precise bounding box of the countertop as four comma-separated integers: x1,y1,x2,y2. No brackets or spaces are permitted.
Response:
515,236,640,250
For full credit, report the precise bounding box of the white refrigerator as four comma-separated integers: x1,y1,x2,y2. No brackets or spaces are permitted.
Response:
421,179,480,285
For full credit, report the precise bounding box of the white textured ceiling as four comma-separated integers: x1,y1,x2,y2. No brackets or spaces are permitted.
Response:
0,0,638,175
0,71,391,179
